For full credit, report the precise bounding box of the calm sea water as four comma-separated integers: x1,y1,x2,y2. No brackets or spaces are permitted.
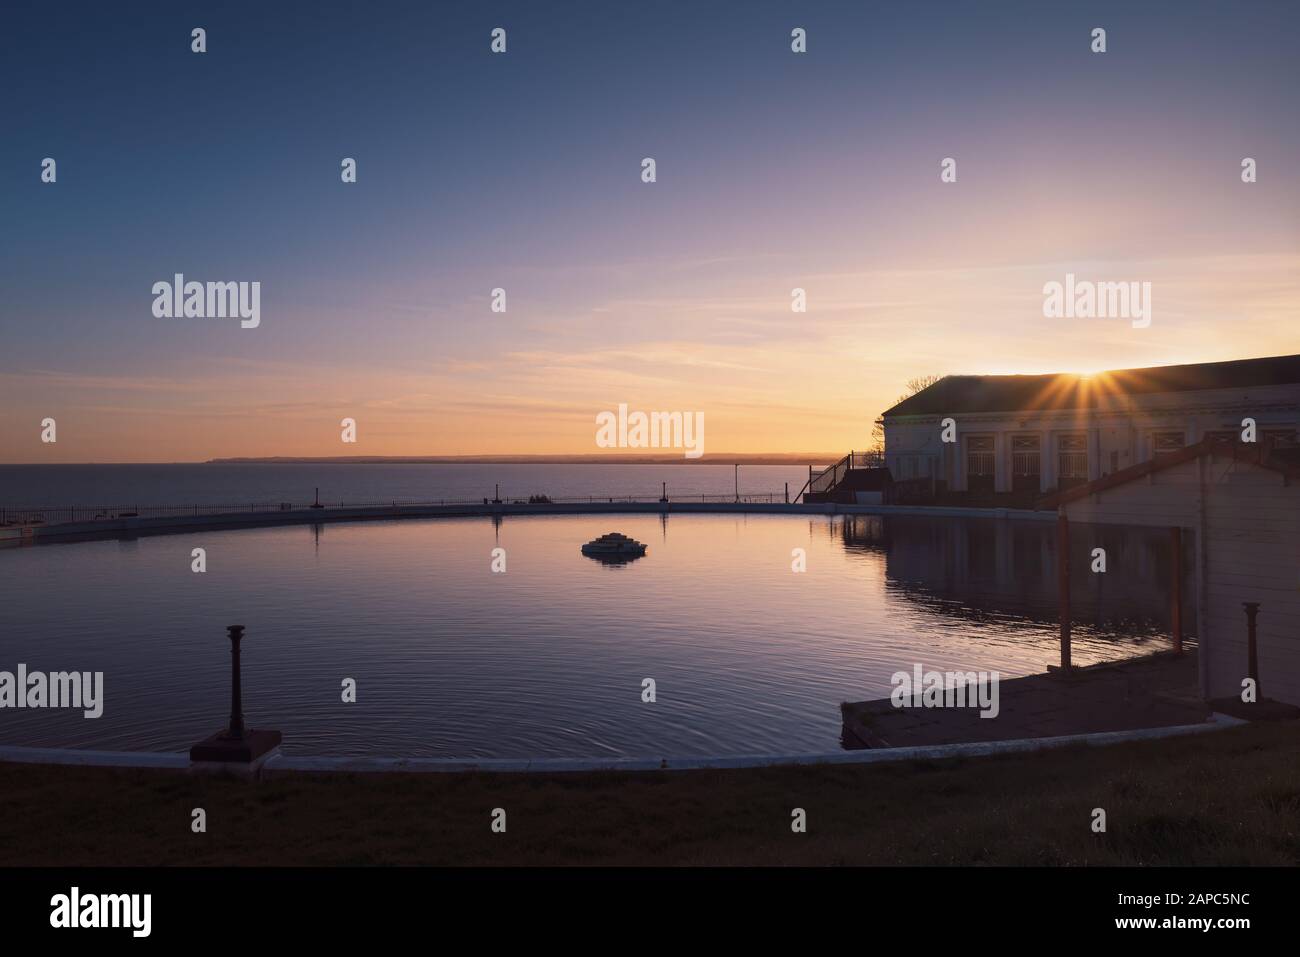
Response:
0,511,1189,757
0,463,814,508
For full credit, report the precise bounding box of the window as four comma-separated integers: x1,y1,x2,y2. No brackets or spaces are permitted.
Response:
1058,434,1088,487
966,435,995,493
1204,428,1294,448
1152,431,1184,456
1011,435,1041,492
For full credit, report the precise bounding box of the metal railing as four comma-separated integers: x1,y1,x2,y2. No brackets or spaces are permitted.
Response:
0,492,787,527
1012,451,1040,476
797,449,886,500
848,451,886,469
1057,451,1089,480
966,451,995,477
808,458,850,495
889,477,938,505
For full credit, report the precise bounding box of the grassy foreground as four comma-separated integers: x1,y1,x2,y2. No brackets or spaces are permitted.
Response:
2,722,1298,866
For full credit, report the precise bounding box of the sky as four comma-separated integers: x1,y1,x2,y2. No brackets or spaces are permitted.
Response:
2,0,1298,463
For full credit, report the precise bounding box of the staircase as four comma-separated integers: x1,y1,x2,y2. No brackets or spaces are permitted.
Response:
798,451,891,504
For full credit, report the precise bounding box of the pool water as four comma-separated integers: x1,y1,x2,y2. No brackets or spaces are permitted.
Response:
0,513,1189,757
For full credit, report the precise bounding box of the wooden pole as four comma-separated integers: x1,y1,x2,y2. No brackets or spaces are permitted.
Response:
1057,510,1071,670
1170,526,1183,654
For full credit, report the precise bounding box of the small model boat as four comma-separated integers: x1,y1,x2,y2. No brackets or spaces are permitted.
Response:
581,532,648,559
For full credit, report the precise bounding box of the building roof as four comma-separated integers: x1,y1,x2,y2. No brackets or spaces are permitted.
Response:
882,354,1300,418
1038,437,1300,510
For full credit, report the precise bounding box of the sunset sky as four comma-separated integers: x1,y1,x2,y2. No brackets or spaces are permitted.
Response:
2,0,1297,463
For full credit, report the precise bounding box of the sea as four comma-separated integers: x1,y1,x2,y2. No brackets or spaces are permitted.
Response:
0,463,815,509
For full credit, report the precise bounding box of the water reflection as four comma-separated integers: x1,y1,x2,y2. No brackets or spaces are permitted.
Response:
837,514,1195,639
0,512,1192,758
582,553,647,567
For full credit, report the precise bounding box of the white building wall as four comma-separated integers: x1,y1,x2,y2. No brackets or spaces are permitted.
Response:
1200,467,1300,706
883,382,1300,493
1062,455,1300,707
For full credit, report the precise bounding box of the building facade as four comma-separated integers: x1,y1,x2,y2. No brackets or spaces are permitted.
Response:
881,355,1300,498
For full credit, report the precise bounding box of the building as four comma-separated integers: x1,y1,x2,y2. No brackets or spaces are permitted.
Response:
1042,438,1300,708
880,354,1300,504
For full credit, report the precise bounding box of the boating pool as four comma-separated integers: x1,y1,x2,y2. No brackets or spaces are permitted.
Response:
0,513,1189,757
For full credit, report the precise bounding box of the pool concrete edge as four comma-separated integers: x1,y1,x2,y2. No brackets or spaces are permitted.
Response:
4,500,1055,546
0,746,190,769
0,713,1246,775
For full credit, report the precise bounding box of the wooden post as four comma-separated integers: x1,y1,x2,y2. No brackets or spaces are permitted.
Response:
1170,526,1183,654
1057,510,1071,670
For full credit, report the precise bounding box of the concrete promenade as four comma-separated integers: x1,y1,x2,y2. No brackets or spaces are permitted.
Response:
842,651,1205,749
2,499,1054,545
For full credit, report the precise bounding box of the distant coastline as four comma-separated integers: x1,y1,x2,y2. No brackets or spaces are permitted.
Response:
205,453,839,466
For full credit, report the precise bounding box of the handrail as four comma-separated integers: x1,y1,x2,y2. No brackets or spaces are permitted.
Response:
797,449,888,501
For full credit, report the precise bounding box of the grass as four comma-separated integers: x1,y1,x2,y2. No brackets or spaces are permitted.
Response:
2,721,1298,866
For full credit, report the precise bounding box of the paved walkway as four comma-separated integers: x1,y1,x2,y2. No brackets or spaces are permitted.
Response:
841,650,1206,749
3,500,1053,546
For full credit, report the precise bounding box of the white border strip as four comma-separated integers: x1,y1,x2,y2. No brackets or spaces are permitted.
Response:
0,746,189,769
0,713,1244,774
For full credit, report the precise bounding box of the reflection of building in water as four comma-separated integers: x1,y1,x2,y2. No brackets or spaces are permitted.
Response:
1046,438,1300,706
836,514,1194,636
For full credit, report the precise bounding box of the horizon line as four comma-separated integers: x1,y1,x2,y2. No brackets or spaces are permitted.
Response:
1,452,847,467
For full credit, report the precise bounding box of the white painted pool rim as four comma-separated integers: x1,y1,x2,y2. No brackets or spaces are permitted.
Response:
0,712,1246,774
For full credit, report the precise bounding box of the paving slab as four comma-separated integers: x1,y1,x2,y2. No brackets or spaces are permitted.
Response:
841,650,1207,749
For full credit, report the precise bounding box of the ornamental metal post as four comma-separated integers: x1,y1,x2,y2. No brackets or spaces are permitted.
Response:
189,623,282,767
226,625,245,740
1058,510,1071,670
1170,527,1183,654
1244,602,1261,696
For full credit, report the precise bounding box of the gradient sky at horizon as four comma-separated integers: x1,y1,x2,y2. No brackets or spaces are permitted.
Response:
2,0,1298,463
